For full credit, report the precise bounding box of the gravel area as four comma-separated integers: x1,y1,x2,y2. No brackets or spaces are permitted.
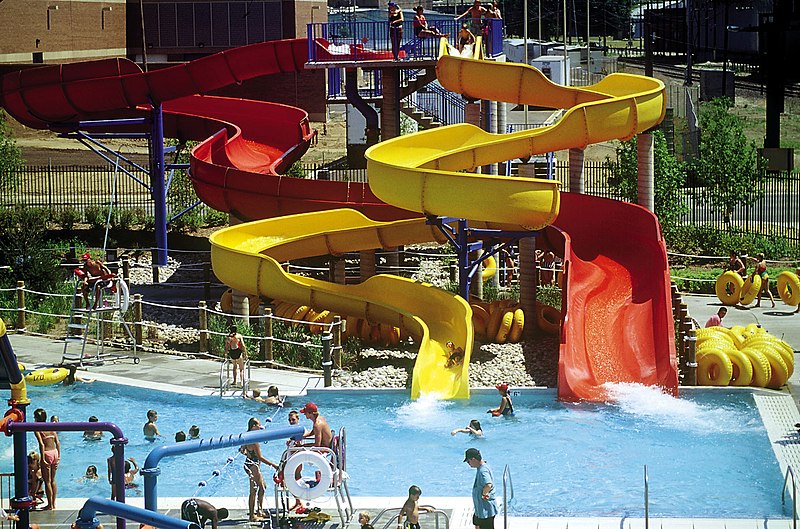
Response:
128,250,560,388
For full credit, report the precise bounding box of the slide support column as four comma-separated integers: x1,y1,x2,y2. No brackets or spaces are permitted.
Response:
637,132,655,212
568,148,585,194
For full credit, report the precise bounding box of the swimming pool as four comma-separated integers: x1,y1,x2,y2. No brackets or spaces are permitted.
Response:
0,382,786,518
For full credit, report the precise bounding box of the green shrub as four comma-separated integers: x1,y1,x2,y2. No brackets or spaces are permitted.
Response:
84,205,108,229
112,208,138,230
143,215,156,231
56,207,82,230
130,208,148,227
204,209,228,227
283,162,306,179
536,284,562,310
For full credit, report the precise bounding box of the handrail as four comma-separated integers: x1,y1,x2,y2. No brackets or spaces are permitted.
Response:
644,465,649,529
782,465,798,529
502,464,514,529
372,507,449,529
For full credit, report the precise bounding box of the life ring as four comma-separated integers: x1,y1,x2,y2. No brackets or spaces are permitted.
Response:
715,271,744,305
696,350,733,386
220,289,260,316
777,271,800,306
25,367,69,386
283,451,333,501
536,303,560,335
115,279,130,313
481,255,497,280
739,274,761,305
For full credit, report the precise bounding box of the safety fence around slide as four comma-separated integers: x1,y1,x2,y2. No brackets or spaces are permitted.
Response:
2,164,799,247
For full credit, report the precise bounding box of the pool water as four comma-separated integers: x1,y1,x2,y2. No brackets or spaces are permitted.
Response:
0,382,786,518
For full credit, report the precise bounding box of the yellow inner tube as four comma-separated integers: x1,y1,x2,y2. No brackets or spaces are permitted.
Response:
481,255,497,280
715,271,744,306
696,350,733,386
739,274,762,305
740,348,772,388
25,367,69,386
777,271,800,306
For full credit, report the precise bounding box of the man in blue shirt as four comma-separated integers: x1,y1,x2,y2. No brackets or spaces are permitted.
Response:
464,448,498,529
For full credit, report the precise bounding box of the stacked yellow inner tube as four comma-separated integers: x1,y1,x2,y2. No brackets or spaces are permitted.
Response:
695,324,794,389
470,300,560,343
271,301,406,347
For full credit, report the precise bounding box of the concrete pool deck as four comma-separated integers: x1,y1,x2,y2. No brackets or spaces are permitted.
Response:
5,292,800,529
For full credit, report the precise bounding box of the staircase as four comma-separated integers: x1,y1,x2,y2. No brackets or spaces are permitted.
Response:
62,275,137,366
400,100,443,129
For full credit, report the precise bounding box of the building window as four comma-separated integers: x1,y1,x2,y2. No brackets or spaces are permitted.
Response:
47,5,59,30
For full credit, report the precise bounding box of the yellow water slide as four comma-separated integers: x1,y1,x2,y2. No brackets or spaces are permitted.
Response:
211,50,665,400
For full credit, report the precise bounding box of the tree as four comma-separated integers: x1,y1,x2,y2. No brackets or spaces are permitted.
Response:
0,110,24,189
692,97,761,229
605,129,687,235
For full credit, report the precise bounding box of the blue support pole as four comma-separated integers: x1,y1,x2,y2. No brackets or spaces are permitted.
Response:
142,425,304,511
10,403,31,529
151,103,168,266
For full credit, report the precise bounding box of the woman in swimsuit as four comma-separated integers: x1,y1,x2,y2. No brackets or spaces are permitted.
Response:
413,6,448,38
34,408,60,510
224,326,247,387
487,384,513,416
388,1,404,60
749,253,775,308
240,417,279,522
728,251,746,277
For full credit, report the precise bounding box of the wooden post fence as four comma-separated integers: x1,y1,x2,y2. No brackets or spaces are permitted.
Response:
199,301,208,353
16,281,25,331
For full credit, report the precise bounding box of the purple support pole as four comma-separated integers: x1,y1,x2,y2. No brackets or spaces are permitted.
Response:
151,103,168,266
8,404,31,529
8,421,129,529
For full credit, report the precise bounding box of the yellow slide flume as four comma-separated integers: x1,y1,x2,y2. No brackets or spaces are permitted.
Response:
211,52,664,400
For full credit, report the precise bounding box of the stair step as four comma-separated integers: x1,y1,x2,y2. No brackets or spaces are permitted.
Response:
68,323,88,329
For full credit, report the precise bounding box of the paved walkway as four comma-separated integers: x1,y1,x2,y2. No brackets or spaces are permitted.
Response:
5,293,800,529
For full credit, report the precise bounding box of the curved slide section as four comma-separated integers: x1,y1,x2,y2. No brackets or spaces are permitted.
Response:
362,54,677,401
0,39,410,222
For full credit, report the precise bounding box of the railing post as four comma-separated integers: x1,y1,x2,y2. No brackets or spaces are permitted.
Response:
133,294,143,345
644,465,649,529
263,308,273,362
16,281,25,331
199,301,208,353
151,249,160,284
121,254,131,285
332,315,342,368
322,333,332,387
203,261,211,301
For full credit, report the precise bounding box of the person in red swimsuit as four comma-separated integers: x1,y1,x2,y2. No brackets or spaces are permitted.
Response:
33,408,60,510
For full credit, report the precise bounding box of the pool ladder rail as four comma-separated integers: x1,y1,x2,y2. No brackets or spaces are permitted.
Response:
371,506,450,529
219,356,251,397
62,274,138,367
783,465,798,529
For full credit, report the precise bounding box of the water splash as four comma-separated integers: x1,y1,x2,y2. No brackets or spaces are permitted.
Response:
603,382,753,434
395,393,452,431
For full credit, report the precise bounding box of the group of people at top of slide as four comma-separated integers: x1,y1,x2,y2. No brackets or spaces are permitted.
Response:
388,0,501,58
726,250,799,313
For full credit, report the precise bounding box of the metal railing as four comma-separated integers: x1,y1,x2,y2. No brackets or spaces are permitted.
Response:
502,464,514,529
406,81,466,126
783,465,798,529
644,465,650,529
372,506,449,529
0,472,13,529
307,18,503,63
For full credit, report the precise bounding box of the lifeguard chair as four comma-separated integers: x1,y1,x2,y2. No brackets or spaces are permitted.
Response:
273,427,352,527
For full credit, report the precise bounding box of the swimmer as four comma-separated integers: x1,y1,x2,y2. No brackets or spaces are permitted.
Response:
487,384,513,416
124,457,139,488
83,416,103,440
359,512,375,529
188,425,200,439
175,431,187,442
84,465,99,480
451,419,483,437
143,409,161,440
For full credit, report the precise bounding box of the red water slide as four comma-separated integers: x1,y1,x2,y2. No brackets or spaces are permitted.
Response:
550,192,679,401
0,39,412,222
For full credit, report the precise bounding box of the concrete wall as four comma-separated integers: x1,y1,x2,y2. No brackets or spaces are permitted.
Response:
0,0,127,64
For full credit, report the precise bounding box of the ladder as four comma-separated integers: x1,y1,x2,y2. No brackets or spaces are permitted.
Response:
62,274,138,366
219,358,251,397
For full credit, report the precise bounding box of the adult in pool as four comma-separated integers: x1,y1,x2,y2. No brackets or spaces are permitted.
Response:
487,384,513,416
241,417,279,521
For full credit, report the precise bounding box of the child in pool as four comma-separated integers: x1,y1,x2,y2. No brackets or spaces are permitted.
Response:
84,465,99,480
